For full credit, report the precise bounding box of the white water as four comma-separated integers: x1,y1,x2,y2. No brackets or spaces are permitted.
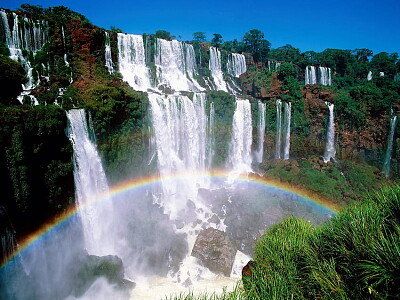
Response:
209,47,228,92
104,32,114,74
367,71,373,81
117,33,152,92
148,93,212,217
268,60,281,72
305,66,317,85
383,116,398,178
66,109,116,256
323,102,336,163
226,53,246,78
228,98,253,173
1,11,48,104
275,99,282,159
255,101,266,163
380,72,385,77
283,102,291,160
319,67,332,85
155,38,203,92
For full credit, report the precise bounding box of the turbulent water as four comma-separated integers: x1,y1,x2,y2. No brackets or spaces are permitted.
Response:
67,109,116,256
305,66,331,85
255,101,266,163
209,46,228,92
228,98,253,173
104,32,115,74
383,115,398,178
275,99,283,159
323,102,336,163
226,53,247,78
283,102,291,160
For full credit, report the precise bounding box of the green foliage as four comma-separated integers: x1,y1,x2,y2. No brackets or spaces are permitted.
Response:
276,62,297,81
155,30,175,41
334,89,366,128
211,33,223,48
192,32,207,43
242,29,270,63
0,54,26,105
247,186,400,299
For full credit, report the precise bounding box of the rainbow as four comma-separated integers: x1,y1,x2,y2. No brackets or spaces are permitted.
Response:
1,170,340,269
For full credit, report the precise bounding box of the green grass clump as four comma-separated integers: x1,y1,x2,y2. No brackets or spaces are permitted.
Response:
247,185,400,299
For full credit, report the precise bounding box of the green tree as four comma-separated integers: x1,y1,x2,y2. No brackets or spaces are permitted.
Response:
371,52,398,76
211,33,223,48
277,63,297,81
243,29,271,63
192,32,207,43
269,44,302,64
0,55,26,105
155,30,174,41
319,49,355,76
19,3,44,17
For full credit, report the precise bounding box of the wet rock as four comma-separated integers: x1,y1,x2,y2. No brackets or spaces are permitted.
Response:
208,214,220,224
74,254,135,297
191,228,237,276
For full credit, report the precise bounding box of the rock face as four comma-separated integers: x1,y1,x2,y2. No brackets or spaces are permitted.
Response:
191,228,237,276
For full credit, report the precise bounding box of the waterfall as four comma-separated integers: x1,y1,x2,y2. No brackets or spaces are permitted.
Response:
380,72,385,77
228,98,253,173
367,71,373,81
275,99,282,159
148,93,212,217
154,38,203,92
209,47,228,92
104,31,114,74
226,53,247,77
305,66,317,85
117,33,152,91
255,101,266,163
283,102,291,160
1,11,48,104
323,102,336,163
319,67,332,85
268,60,281,72
66,109,115,256
383,116,398,178
208,102,215,168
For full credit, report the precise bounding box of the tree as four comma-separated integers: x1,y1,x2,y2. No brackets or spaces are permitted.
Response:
269,44,302,64
243,29,270,63
0,55,26,105
319,49,355,76
19,3,44,17
211,33,223,48
155,30,174,41
193,32,207,43
352,48,373,62
370,52,398,76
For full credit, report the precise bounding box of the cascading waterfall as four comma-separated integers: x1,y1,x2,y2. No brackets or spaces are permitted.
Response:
255,101,266,163
67,109,116,256
319,67,332,85
104,31,114,74
226,53,247,78
228,98,253,173
209,47,228,92
117,33,152,91
323,102,336,163
268,60,281,72
305,66,317,85
148,93,212,217
383,115,398,178
154,38,203,92
275,99,282,159
367,71,373,81
0,11,48,104
380,72,385,77
283,102,291,160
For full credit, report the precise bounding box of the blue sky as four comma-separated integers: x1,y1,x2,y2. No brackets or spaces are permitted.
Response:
2,0,399,54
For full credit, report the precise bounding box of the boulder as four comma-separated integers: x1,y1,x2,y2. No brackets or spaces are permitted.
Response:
191,228,237,276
